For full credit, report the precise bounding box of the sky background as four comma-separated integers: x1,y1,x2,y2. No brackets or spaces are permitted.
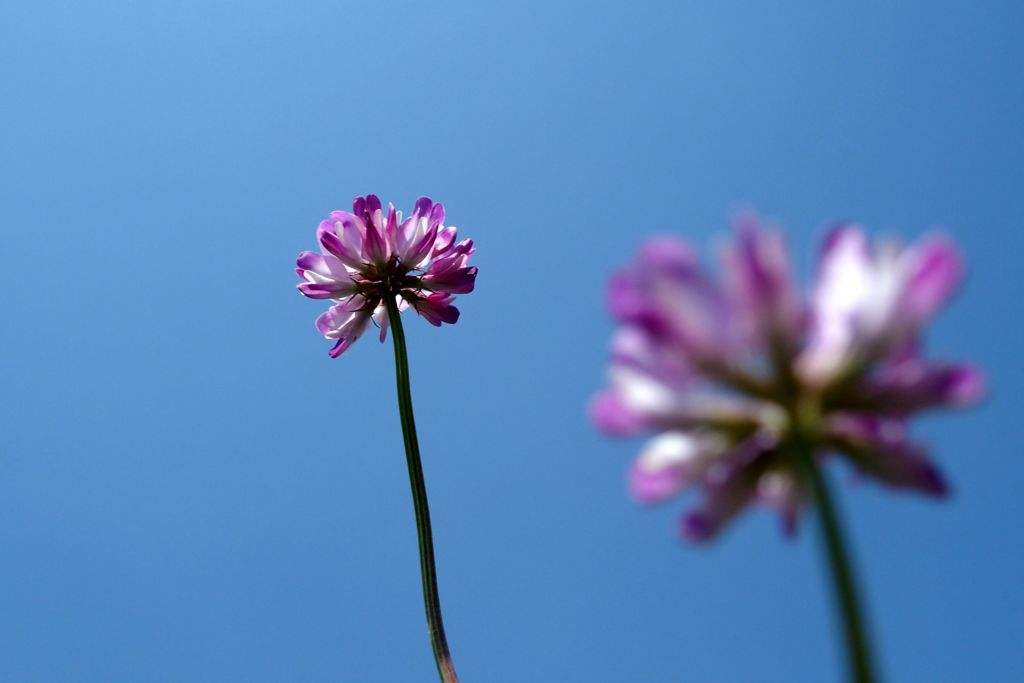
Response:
2,1,1023,681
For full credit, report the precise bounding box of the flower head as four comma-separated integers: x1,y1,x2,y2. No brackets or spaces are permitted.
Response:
592,216,983,541
296,195,477,357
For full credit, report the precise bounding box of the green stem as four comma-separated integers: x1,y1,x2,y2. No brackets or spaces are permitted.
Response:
384,296,460,683
794,429,876,683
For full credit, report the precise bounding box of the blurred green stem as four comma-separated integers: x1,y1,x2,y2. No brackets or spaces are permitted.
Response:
385,295,460,683
793,400,876,683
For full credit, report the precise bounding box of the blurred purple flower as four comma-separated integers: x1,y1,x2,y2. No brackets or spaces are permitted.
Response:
296,195,477,357
591,216,983,541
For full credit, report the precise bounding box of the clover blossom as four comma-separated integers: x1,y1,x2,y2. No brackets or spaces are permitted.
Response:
295,193,473,681
296,194,477,357
592,217,983,541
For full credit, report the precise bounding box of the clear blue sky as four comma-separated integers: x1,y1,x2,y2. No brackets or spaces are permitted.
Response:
2,1,1022,681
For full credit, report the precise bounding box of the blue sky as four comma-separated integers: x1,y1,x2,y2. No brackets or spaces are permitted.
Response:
2,1,1023,681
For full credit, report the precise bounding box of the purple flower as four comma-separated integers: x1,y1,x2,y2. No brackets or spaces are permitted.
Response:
296,195,477,357
592,216,983,541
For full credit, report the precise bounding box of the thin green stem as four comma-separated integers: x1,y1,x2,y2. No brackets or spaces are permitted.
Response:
794,428,876,683
384,295,460,683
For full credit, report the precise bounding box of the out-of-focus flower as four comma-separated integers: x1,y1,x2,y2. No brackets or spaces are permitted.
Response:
591,216,983,541
296,195,477,357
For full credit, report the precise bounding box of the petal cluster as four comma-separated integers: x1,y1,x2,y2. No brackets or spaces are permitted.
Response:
296,195,477,357
592,216,982,541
